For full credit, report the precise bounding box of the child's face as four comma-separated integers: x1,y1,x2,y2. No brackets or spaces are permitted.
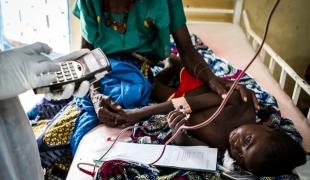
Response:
228,124,273,173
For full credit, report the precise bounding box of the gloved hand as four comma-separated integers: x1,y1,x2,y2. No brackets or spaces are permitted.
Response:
44,49,91,100
0,42,60,100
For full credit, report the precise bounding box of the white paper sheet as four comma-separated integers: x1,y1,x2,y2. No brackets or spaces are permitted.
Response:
102,142,218,171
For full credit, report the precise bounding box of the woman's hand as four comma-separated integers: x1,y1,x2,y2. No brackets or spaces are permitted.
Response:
208,75,260,112
171,25,259,112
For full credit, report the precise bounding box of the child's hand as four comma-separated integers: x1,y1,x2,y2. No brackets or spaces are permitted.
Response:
89,86,125,127
97,101,141,127
97,107,126,127
108,108,142,128
167,110,191,145
167,110,188,132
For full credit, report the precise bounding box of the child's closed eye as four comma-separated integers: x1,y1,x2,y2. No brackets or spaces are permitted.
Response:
244,135,252,146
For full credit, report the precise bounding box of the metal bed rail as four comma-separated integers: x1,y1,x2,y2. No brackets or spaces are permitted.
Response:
242,10,310,121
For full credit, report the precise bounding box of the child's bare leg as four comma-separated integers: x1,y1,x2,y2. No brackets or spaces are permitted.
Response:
151,56,183,102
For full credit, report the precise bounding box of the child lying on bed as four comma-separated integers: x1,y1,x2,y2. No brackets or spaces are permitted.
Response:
90,59,306,177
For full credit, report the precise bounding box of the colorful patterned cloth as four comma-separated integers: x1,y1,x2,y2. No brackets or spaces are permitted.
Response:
27,97,72,120
95,159,224,180
95,35,302,180
36,100,80,169
170,34,302,144
32,96,98,179
29,34,303,180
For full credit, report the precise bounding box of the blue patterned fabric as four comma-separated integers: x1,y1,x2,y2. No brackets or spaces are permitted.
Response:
70,96,98,154
27,98,72,120
34,96,99,167
35,100,79,168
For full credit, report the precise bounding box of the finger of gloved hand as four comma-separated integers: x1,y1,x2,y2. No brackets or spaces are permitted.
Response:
33,61,60,75
32,73,57,88
34,54,55,63
60,83,76,99
53,48,90,62
45,83,76,101
74,81,90,97
44,93,53,101
23,42,52,54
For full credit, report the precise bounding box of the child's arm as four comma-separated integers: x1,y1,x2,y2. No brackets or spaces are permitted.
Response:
89,83,125,127
110,92,224,126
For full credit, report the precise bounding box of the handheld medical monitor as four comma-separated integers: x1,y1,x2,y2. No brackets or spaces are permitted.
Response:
34,48,111,94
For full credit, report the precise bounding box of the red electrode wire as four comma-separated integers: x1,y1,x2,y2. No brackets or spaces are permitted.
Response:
81,0,281,176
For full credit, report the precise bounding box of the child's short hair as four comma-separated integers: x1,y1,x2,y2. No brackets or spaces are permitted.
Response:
252,128,306,176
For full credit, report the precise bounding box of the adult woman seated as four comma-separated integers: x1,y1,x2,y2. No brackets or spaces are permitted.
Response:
73,0,259,110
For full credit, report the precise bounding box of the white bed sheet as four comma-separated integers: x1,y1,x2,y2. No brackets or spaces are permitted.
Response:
187,22,310,151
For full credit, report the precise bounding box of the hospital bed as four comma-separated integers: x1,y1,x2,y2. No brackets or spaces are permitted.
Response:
183,0,310,151
17,0,309,179
66,0,310,179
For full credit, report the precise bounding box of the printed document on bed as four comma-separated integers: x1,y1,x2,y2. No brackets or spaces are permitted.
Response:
102,142,218,171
